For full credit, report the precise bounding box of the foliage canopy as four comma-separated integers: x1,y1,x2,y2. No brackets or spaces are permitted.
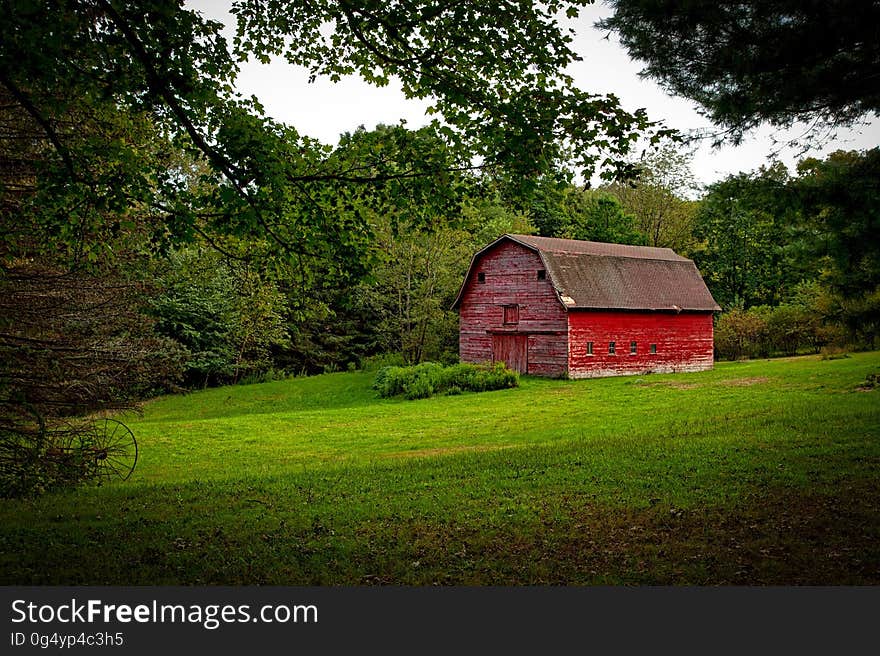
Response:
1,0,667,271
599,0,880,143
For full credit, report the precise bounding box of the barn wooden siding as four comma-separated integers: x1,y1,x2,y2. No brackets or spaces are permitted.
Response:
457,240,568,377
567,310,714,378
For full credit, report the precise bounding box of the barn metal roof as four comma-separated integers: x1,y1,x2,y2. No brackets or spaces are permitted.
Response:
507,234,690,262
453,234,721,312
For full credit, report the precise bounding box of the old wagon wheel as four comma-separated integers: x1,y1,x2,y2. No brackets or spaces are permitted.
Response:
88,418,138,482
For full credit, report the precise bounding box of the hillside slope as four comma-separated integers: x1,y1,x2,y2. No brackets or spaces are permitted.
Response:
1,353,878,584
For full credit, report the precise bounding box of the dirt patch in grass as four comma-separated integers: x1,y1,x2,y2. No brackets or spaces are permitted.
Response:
719,377,770,387
634,380,701,390
662,382,700,390
855,372,880,392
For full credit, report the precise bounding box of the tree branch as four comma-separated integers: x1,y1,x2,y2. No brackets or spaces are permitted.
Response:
0,72,78,179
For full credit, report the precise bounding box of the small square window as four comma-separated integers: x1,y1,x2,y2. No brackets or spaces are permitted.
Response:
650,343,657,354
537,269,546,280
503,304,519,324
586,341,593,355
477,272,486,284
609,341,616,355
630,341,637,354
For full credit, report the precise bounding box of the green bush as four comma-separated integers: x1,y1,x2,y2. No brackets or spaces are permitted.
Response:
360,352,407,372
237,367,289,386
373,361,518,399
405,376,435,400
715,303,841,360
765,304,821,355
714,308,768,360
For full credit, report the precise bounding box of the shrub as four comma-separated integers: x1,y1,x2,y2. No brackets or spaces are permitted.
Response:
764,304,823,355
373,361,518,399
405,377,435,400
715,303,836,360
237,368,289,386
360,352,407,372
714,308,768,360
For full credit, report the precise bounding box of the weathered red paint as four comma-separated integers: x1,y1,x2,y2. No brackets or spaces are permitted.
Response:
456,237,716,378
567,310,714,378
492,334,528,373
458,240,567,376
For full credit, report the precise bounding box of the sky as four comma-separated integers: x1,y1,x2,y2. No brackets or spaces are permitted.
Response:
188,1,880,188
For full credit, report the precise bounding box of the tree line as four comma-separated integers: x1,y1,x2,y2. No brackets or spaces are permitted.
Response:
143,139,880,382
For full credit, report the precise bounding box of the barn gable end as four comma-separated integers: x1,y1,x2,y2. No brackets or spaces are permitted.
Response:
454,238,568,377
455,234,720,379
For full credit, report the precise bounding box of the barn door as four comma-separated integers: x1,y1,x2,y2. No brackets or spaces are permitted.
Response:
492,334,528,374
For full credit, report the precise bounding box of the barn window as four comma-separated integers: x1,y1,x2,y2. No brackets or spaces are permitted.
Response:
650,343,657,354
608,341,616,355
586,341,593,355
630,341,637,354
503,304,519,325
477,272,486,284
537,269,546,280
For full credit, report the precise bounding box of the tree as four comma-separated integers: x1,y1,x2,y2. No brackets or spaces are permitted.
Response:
552,187,644,244
794,149,880,298
520,178,645,245
306,128,533,367
362,197,533,365
713,308,770,360
599,0,880,143
0,84,176,267
601,143,699,252
695,150,880,347
794,149,880,345
0,84,187,494
692,164,807,309
2,0,671,365
1,1,672,493
358,218,468,364
149,247,290,386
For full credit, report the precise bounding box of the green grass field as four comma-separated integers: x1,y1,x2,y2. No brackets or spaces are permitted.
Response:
2,353,879,584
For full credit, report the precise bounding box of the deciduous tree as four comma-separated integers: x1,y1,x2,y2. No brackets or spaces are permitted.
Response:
601,144,699,252
692,164,802,309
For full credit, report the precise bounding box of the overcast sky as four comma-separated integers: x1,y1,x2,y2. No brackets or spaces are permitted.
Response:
189,1,880,188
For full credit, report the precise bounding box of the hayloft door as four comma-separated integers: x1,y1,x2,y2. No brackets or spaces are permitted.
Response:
492,334,528,374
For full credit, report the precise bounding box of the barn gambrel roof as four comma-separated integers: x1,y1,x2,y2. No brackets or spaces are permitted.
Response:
453,234,721,312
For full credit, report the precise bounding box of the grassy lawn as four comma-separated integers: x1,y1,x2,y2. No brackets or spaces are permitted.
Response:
1,352,878,584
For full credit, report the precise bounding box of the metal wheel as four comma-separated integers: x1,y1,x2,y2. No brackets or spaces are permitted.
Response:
88,418,138,482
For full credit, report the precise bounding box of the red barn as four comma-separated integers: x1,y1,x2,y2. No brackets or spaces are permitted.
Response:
452,234,720,378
